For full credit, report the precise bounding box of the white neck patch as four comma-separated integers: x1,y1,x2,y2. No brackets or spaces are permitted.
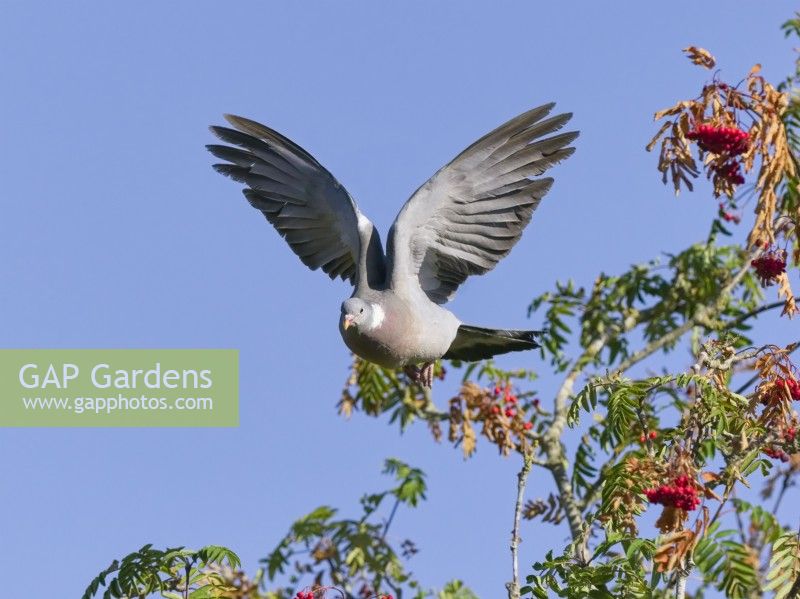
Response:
363,303,385,331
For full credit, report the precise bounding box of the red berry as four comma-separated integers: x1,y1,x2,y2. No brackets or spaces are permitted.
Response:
712,160,745,185
524,422,533,430
491,405,501,415
644,476,700,510
648,430,657,440
505,408,516,418
751,248,788,287
505,395,517,405
686,123,749,156
765,446,790,461
639,434,646,443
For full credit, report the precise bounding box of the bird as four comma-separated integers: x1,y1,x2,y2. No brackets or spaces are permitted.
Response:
207,104,577,386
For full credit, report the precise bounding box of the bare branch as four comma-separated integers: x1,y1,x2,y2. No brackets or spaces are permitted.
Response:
507,452,534,599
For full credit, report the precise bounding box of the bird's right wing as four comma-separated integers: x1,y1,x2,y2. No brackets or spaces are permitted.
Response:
208,115,384,286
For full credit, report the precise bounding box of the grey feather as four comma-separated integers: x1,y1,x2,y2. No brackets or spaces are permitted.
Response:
208,116,386,289
387,103,577,304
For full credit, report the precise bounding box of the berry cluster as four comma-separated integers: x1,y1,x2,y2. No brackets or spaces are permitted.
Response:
493,383,518,418
764,447,791,462
644,475,701,511
686,123,750,155
638,430,658,443
719,205,744,225
713,160,746,186
776,378,800,401
751,248,788,286
491,382,535,432
295,592,315,599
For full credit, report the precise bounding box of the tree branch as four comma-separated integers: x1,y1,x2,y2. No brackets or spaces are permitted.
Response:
675,562,690,599
540,254,757,552
542,319,637,541
724,300,785,329
507,452,534,599
613,256,755,376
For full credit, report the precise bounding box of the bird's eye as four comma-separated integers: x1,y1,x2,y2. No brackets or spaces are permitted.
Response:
359,308,364,313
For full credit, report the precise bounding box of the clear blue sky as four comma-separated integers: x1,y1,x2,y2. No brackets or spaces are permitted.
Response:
1,2,797,597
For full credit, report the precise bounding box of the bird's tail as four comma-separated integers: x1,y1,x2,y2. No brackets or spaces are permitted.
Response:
442,325,540,362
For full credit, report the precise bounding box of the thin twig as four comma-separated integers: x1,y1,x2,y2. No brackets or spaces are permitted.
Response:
772,470,794,516
507,451,534,599
382,498,401,539
724,300,785,328
731,488,749,546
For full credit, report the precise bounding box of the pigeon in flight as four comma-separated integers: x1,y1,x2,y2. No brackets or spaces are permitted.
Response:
208,104,577,386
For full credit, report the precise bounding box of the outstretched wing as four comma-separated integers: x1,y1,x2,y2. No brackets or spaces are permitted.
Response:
388,104,577,303
208,115,384,286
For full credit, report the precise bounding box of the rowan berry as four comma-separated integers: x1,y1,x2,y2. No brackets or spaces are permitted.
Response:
751,248,787,286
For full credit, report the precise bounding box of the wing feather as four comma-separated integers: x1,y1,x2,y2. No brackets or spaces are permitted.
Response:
388,104,577,303
209,115,385,285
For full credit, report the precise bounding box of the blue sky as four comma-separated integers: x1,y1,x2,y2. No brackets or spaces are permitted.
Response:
1,2,797,597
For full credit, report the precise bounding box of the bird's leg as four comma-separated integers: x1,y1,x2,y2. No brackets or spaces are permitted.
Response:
421,362,434,387
403,363,435,388
403,364,419,383
403,365,422,383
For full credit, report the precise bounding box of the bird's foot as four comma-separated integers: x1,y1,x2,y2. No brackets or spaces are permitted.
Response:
403,363,434,388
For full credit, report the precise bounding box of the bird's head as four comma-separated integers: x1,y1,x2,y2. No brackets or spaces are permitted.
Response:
341,298,384,332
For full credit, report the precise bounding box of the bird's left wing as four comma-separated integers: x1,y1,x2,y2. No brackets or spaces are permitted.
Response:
208,115,383,286
387,104,577,303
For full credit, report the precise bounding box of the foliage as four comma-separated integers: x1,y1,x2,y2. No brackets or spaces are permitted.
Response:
82,544,241,599
85,461,472,599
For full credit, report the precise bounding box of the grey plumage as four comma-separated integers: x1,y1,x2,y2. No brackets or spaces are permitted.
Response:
208,105,577,384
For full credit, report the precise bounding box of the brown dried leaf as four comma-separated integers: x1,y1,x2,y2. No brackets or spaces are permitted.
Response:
654,106,681,121
777,272,798,317
683,46,716,69
647,121,672,151
703,485,723,502
338,391,354,418
654,528,695,572
462,415,476,459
